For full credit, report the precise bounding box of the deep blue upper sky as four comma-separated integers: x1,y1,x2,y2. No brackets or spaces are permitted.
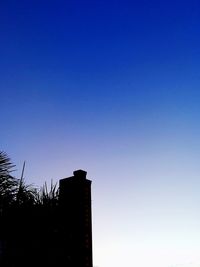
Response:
1,0,200,81
1,1,200,267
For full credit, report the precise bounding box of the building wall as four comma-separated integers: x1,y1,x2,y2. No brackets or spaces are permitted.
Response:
59,170,93,267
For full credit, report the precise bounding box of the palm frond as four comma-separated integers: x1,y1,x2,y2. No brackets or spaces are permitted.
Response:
36,180,59,207
16,161,38,206
0,151,18,207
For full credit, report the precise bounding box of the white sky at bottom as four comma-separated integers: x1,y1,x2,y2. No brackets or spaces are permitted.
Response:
93,243,200,267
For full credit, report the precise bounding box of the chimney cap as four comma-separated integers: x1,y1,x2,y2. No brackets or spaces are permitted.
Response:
73,169,87,179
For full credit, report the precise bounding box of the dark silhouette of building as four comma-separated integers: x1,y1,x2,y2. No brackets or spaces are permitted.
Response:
59,170,93,267
0,169,93,267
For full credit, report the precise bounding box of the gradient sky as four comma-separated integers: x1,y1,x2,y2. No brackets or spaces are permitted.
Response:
1,1,200,267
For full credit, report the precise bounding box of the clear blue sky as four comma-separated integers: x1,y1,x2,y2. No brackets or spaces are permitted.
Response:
1,1,200,266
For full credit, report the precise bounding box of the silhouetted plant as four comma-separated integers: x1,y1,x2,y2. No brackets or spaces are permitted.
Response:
0,152,61,267
15,162,38,206
0,152,59,209
16,177,38,206
36,180,59,207
0,151,18,208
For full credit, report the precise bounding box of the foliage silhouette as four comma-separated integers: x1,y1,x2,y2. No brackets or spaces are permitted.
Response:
0,151,18,209
35,180,59,207
0,152,60,267
0,151,59,209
